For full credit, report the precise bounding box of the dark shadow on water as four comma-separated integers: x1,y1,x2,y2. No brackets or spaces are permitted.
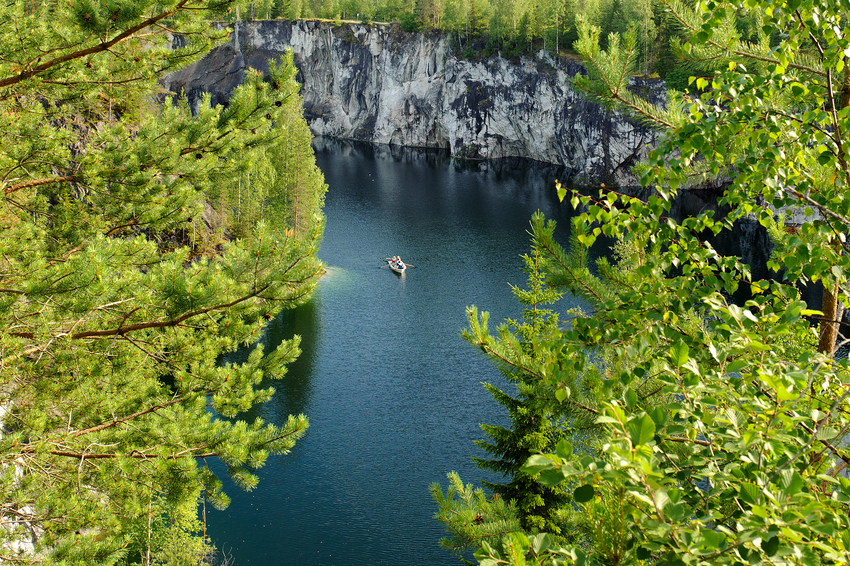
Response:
222,299,319,422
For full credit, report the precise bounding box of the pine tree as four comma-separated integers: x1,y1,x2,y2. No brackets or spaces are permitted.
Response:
0,1,324,563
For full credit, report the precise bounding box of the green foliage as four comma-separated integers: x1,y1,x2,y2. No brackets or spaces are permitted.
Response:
431,471,523,560
0,0,324,562
462,0,850,564
662,67,688,91
146,499,214,565
401,10,422,30
583,486,639,566
271,0,290,18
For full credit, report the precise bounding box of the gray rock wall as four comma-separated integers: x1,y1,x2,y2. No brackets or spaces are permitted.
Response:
164,19,666,186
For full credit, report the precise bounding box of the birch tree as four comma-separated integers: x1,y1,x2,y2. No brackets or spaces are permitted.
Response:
446,0,850,564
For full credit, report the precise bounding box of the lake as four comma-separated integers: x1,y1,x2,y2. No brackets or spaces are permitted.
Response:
206,139,602,565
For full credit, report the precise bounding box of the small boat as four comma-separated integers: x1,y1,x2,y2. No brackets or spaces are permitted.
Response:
386,257,406,275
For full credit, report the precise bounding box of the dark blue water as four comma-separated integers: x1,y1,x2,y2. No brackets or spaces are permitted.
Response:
206,140,591,565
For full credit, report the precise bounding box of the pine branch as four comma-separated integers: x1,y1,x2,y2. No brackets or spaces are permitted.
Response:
28,448,218,460
572,19,676,130
67,398,187,438
0,0,199,90
3,175,79,195
70,284,271,339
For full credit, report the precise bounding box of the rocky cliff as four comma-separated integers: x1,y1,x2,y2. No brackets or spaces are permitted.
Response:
164,19,666,186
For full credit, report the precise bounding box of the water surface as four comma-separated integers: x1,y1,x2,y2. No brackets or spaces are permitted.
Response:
207,140,589,565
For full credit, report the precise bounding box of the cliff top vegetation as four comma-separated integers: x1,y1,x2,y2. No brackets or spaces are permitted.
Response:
222,0,744,86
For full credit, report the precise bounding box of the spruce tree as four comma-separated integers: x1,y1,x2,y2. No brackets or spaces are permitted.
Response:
434,213,608,553
435,213,682,559
467,234,569,534
0,1,324,563
270,0,290,19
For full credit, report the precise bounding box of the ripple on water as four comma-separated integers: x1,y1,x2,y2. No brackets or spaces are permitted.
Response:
207,143,590,566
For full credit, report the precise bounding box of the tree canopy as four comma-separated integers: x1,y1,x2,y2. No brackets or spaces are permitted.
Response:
437,0,850,564
0,0,325,563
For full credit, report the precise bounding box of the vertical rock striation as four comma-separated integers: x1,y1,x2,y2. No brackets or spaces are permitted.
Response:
164,20,666,186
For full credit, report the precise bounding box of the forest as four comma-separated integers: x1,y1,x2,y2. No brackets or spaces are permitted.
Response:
226,0,766,89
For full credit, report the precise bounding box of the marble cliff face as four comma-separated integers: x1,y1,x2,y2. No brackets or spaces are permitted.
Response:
164,19,667,186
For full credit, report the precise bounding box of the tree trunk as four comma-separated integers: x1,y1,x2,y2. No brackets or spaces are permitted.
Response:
817,61,850,355
818,280,840,355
